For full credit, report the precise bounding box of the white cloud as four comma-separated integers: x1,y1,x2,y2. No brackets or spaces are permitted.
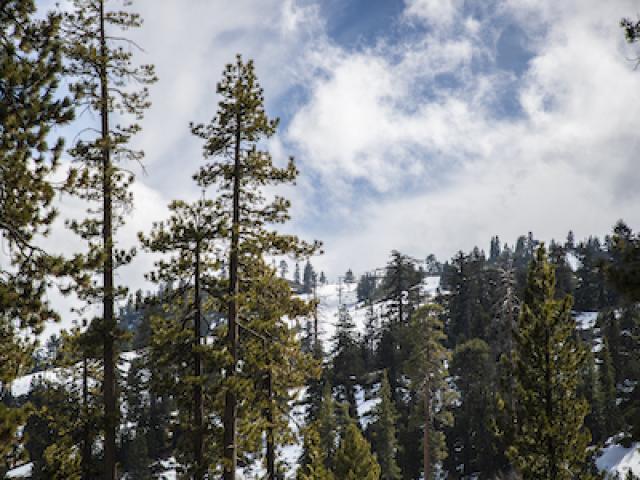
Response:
285,0,640,276
28,0,640,332
404,0,463,28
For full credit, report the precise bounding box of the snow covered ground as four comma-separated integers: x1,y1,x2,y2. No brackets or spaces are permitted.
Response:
575,311,599,330
314,275,442,347
596,437,640,478
4,463,32,479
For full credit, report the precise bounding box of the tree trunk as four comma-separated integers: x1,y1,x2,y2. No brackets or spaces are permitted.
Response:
313,280,318,348
194,241,204,480
82,357,91,480
545,327,556,480
223,112,241,480
266,369,275,479
99,1,116,478
423,379,430,480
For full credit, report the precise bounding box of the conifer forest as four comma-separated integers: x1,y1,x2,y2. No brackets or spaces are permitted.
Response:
3,1,640,479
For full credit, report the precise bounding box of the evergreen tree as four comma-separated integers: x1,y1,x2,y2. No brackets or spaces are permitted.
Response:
0,0,73,463
361,302,379,370
319,272,327,284
404,304,454,480
446,248,493,345
509,245,591,480
357,273,377,303
279,260,289,279
344,269,356,283
447,338,503,478
304,260,315,294
579,347,605,445
370,371,401,480
598,338,620,440
295,262,302,285
24,328,102,480
608,221,640,301
574,236,612,310
622,16,640,42
191,55,319,479
549,240,574,299
330,306,363,418
316,383,337,470
334,422,381,480
240,263,318,476
297,423,334,480
63,1,156,477
490,235,502,263
139,197,221,480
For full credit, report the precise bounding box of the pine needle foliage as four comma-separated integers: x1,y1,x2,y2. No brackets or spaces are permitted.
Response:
334,421,381,480
509,245,592,480
62,1,156,477
1,0,72,464
191,55,319,478
370,370,401,480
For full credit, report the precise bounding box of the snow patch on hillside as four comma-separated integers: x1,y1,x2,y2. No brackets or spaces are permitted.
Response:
4,463,33,479
575,311,598,330
596,438,640,477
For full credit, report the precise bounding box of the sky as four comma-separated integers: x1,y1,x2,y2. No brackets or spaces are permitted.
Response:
31,0,640,332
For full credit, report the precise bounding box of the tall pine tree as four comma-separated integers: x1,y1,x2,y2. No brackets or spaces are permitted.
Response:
140,197,221,479
0,0,72,464
369,370,401,480
191,55,319,479
509,245,591,480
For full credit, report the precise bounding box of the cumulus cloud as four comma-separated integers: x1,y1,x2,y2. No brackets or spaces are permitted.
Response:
279,0,640,277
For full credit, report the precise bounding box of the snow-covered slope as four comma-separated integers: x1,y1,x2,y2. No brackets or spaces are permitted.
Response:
596,438,640,478
312,275,442,347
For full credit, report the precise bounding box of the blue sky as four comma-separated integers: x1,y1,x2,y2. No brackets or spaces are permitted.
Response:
33,0,640,331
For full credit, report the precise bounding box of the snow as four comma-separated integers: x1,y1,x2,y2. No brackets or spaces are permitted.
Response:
4,463,33,479
315,276,441,349
10,369,63,397
355,384,380,429
156,457,178,480
596,438,640,478
10,351,141,398
575,311,598,330
567,252,581,271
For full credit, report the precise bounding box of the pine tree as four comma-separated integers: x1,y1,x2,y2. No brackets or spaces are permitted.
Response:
607,221,640,301
334,422,381,480
279,260,289,279
446,248,493,345
598,338,620,439
24,328,102,480
62,1,156,477
579,347,605,445
0,0,73,462
239,263,318,476
139,197,220,480
316,383,337,470
297,423,335,480
330,306,363,418
370,371,401,480
490,235,502,263
508,245,591,480
295,262,302,285
447,338,503,477
303,261,315,294
191,55,319,479
404,304,454,480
